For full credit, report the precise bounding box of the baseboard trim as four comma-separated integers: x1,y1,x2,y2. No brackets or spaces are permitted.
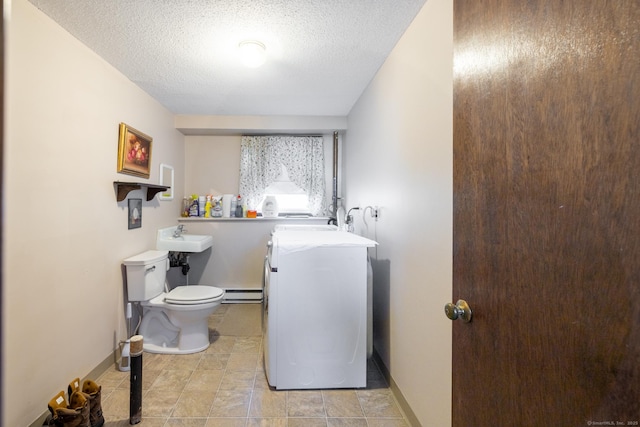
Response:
30,351,116,427
372,349,421,427
222,287,263,303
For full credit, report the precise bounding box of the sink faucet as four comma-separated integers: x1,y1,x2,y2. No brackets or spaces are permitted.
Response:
173,225,186,238
345,207,360,232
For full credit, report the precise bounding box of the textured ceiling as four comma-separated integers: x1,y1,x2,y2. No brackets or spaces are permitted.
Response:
28,0,427,116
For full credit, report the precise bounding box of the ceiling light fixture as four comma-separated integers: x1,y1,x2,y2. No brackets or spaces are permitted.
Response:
238,40,267,68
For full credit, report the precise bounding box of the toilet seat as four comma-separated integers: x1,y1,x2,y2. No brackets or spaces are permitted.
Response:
164,285,224,305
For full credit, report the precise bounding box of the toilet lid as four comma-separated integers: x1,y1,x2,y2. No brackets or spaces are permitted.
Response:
164,285,224,305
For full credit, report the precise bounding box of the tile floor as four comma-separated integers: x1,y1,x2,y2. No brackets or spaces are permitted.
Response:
98,304,410,426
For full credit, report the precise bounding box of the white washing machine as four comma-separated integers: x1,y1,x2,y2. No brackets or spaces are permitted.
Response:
263,230,376,389
272,224,338,232
269,223,374,358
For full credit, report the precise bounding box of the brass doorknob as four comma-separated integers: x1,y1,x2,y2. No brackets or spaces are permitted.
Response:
444,299,472,323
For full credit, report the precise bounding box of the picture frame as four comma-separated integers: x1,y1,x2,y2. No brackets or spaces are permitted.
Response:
158,163,174,201
117,123,153,178
128,198,142,229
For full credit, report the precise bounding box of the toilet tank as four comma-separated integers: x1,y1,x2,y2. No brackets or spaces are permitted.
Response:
122,250,169,301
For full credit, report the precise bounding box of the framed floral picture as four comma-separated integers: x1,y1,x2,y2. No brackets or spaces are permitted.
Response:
117,123,153,178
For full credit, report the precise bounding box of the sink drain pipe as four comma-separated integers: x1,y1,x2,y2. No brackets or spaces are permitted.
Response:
169,252,191,284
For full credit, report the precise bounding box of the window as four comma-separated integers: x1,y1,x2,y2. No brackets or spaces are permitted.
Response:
239,136,326,216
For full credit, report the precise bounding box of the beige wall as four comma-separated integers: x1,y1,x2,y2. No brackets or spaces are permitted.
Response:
181,134,338,291
345,0,453,425
184,135,243,196
183,133,338,204
3,1,185,425
175,218,330,291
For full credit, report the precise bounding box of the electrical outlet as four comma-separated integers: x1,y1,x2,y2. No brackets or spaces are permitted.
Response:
372,207,379,219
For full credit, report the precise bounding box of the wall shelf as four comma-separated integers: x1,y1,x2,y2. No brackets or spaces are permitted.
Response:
114,181,170,202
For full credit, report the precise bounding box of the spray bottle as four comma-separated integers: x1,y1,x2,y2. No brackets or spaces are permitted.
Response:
204,195,212,218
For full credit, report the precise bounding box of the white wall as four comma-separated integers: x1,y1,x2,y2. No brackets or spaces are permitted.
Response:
345,0,453,425
3,1,185,425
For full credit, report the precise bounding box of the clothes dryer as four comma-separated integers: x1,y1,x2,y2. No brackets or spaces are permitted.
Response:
263,230,376,389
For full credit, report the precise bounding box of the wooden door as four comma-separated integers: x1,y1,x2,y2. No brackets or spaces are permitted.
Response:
453,1,640,425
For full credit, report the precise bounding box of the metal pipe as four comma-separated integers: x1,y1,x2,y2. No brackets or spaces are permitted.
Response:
129,335,143,424
332,131,339,219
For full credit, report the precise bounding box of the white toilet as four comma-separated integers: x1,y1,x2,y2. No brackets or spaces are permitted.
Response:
123,250,224,354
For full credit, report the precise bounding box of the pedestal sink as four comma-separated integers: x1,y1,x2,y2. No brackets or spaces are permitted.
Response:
156,226,213,252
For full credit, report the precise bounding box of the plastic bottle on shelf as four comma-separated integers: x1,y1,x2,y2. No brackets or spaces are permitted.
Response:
212,197,223,217
230,196,237,217
262,195,279,217
181,197,190,217
235,195,243,218
204,196,212,218
198,196,206,217
189,195,199,217
222,194,233,217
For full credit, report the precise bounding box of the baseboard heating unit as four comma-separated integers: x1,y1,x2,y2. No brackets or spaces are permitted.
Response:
222,288,263,303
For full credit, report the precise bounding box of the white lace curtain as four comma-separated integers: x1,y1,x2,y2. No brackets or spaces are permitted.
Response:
239,135,326,216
